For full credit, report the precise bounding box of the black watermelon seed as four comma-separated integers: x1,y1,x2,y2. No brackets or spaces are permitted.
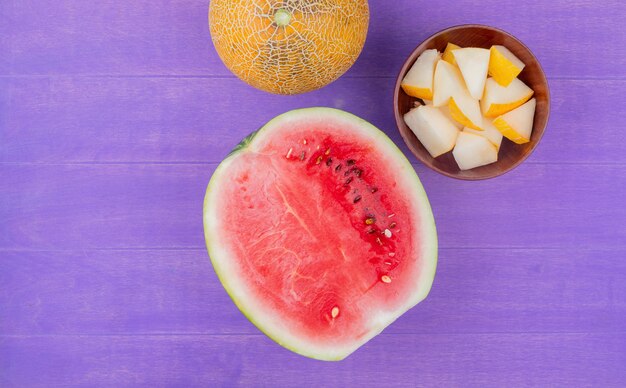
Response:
344,177,353,185
353,195,362,203
346,159,356,166
389,222,397,229
326,158,333,166
335,164,342,172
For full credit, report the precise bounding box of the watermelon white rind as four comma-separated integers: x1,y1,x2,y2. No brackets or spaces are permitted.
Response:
204,107,437,361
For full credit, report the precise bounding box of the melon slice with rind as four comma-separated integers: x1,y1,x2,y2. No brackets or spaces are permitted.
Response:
442,42,461,66
464,118,503,150
489,45,525,86
493,98,536,144
449,90,483,131
439,104,464,130
481,77,534,117
204,108,438,361
401,49,441,100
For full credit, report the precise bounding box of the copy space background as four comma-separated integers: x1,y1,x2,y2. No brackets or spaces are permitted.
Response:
1,1,625,386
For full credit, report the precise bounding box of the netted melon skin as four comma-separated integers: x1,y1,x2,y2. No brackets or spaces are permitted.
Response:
209,0,370,95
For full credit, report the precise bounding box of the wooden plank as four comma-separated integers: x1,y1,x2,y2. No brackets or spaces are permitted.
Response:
1,163,625,250
0,1,624,78
1,1,624,386
0,164,211,250
1,333,624,387
1,248,624,336
0,77,624,164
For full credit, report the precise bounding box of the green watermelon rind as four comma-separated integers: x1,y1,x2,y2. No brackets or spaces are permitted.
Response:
203,107,438,361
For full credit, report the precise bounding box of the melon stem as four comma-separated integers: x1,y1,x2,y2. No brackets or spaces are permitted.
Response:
273,9,292,27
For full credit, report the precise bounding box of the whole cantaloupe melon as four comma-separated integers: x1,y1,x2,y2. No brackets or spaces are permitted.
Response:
209,0,370,95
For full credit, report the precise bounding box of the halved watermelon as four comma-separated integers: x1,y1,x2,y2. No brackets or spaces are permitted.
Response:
203,108,437,361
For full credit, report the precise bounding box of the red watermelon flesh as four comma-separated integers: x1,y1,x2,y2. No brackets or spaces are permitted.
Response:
204,108,437,360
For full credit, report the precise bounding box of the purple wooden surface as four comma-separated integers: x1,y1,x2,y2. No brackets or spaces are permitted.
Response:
1,0,625,386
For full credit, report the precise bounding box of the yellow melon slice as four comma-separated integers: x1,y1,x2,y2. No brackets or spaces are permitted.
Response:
464,118,503,150
449,90,483,131
442,43,461,66
401,49,441,100
493,98,536,144
488,45,525,86
481,77,534,117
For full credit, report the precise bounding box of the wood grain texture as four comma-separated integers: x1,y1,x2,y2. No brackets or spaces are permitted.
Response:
1,1,624,79
1,0,625,386
1,77,625,164
1,249,624,336
1,163,625,250
2,333,625,387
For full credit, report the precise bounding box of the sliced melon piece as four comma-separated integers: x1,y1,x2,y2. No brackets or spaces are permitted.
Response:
442,42,461,65
481,77,534,117
452,48,490,100
404,105,459,158
463,118,503,150
204,108,438,361
418,101,463,130
452,132,499,170
489,45,525,86
493,98,536,144
432,59,465,107
449,89,483,131
401,49,441,100
438,104,463,129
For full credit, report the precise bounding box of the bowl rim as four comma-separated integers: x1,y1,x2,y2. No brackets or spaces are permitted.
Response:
393,23,551,180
